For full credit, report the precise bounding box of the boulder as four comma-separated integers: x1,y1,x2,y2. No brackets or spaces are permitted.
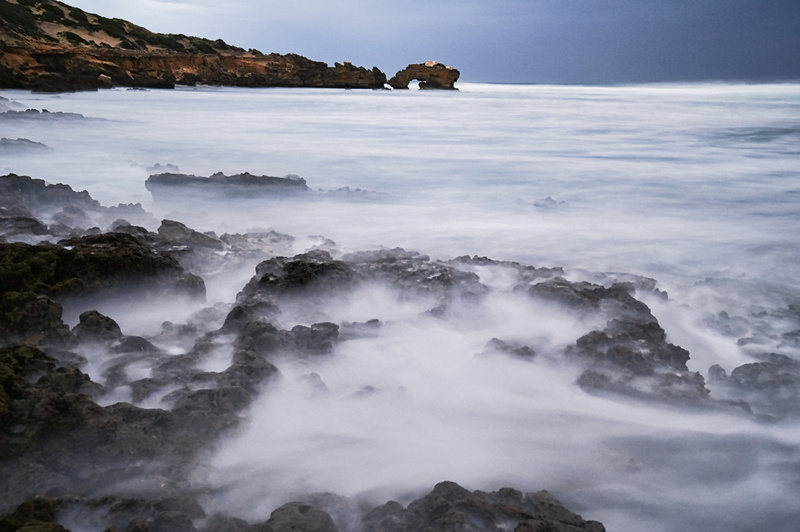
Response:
388,61,460,90
708,352,800,419
261,501,337,532
360,481,605,531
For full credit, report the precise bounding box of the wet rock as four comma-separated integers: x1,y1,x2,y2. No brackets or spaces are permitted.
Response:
0,174,154,232
342,248,488,300
450,255,563,284
0,292,72,346
707,352,800,419
290,322,340,355
339,319,382,340
239,250,357,303
0,215,49,238
223,300,281,332
261,501,337,532
568,315,705,404
71,309,123,343
112,335,162,354
1,233,205,304
0,344,107,459
146,172,309,200
481,338,536,360
158,219,224,250
360,481,605,532
527,279,650,318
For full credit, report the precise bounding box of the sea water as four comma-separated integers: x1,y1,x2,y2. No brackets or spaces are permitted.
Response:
2,82,800,531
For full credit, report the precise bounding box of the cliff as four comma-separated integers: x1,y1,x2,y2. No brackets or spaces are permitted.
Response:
0,0,387,90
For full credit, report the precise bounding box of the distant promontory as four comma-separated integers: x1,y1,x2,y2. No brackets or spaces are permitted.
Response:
0,0,459,91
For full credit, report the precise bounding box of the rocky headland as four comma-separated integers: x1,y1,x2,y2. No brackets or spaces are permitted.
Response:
0,0,459,91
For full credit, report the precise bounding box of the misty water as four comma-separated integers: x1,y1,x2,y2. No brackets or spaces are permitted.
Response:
3,82,800,531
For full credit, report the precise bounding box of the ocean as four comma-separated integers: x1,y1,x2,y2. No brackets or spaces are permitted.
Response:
2,82,800,531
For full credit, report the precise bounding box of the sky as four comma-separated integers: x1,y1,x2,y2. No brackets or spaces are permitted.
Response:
62,0,800,84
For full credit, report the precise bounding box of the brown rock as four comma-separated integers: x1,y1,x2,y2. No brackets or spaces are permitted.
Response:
388,61,460,90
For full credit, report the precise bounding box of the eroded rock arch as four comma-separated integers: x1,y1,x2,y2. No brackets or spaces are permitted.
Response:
388,61,460,90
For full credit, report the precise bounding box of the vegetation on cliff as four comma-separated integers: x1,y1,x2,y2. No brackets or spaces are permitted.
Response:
0,0,244,54
0,0,388,90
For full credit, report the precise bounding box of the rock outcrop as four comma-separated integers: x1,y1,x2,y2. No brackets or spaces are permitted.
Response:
361,481,605,532
0,1,387,91
145,172,309,199
388,61,460,90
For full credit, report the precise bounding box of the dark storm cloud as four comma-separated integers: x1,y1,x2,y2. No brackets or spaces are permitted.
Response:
65,0,800,83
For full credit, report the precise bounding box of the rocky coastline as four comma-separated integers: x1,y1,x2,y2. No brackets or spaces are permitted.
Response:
4,169,800,529
0,1,460,91
0,172,611,530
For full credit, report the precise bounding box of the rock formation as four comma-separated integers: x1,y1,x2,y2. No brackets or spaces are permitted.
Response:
145,172,309,199
388,60,460,90
6,170,800,529
0,1,387,91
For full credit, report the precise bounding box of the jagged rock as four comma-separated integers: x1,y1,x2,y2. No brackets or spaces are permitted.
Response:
289,322,339,355
71,309,122,343
239,250,357,303
0,174,155,234
360,481,605,532
342,248,488,300
0,234,206,319
0,292,72,346
388,61,460,90
0,344,106,460
259,501,337,532
708,353,800,419
157,219,224,250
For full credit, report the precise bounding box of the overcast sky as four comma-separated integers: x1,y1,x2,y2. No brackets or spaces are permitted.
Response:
64,0,800,84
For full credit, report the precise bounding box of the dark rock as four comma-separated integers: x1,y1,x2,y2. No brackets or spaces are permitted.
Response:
0,292,72,346
360,481,605,532
112,335,162,354
0,174,155,232
157,219,224,250
0,233,205,304
342,248,488,300
388,61,460,90
146,172,309,200
239,250,357,303
450,255,563,283
71,309,123,343
339,319,382,340
707,352,800,419
223,300,281,332
290,322,340,355
0,215,49,237
0,497,68,532
260,501,337,532
0,344,107,459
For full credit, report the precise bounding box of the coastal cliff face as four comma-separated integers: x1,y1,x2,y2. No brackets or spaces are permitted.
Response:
0,0,387,90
